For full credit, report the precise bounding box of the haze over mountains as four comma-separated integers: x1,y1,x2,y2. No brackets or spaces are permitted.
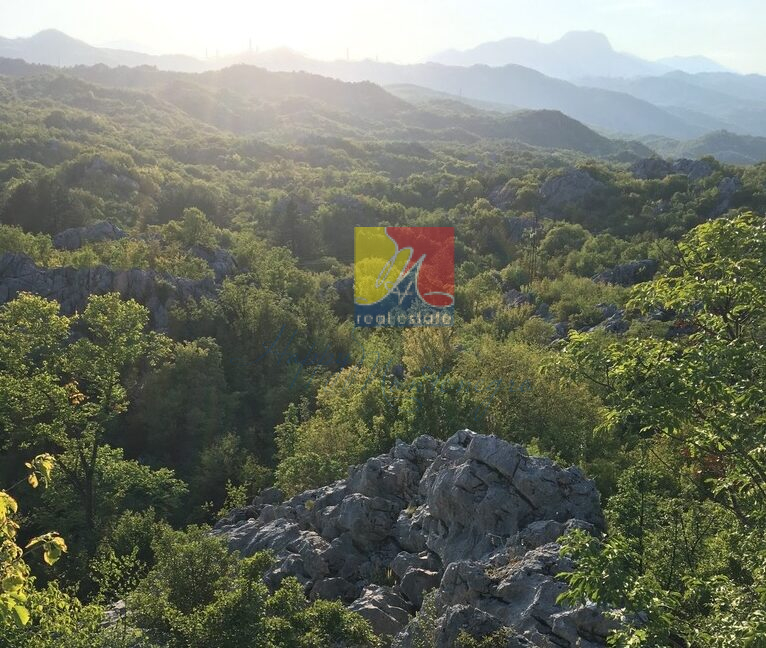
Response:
2,29,766,162
431,31,730,79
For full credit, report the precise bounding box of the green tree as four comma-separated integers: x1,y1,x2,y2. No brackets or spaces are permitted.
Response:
0,293,170,546
558,213,766,646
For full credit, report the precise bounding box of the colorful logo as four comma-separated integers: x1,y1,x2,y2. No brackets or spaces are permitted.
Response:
354,226,454,327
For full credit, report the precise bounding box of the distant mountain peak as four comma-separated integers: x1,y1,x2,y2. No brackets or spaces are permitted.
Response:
28,29,82,43
555,30,613,50
429,31,662,79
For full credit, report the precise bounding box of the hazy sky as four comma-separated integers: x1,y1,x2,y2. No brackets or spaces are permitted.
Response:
0,0,762,73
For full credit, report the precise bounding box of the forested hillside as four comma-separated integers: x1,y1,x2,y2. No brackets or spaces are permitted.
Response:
1,59,766,647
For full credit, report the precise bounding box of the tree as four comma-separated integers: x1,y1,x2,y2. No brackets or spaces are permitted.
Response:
0,293,171,546
163,207,220,249
557,212,766,645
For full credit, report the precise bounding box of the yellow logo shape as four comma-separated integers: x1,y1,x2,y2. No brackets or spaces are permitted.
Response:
354,227,411,305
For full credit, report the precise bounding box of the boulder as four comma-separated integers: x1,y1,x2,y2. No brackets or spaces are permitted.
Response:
503,289,533,308
399,567,441,607
53,221,127,250
349,585,413,637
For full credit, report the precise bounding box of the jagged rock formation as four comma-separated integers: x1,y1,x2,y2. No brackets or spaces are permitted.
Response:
188,244,238,282
214,431,611,646
53,220,128,250
709,176,742,218
539,169,605,210
592,259,658,286
0,252,215,329
488,181,517,210
629,157,672,180
671,158,714,181
628,157,714,181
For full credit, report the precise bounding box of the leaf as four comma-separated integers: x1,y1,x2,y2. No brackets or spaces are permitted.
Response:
0,492,18,515
11,604,30,626
43,536,67,565
2,574,24,593
27,473,38,489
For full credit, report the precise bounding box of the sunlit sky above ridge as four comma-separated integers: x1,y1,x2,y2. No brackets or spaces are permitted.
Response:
1,0,762,74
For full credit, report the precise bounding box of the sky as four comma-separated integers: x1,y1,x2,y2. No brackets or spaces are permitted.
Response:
0,0,762,73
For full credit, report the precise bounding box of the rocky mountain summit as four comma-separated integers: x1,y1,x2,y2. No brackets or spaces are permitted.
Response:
214,431,612,646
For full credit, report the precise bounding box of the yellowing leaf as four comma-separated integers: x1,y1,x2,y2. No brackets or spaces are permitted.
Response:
2,574,24,593
42,536,67,565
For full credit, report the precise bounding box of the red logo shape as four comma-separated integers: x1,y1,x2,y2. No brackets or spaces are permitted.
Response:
386,227,454,307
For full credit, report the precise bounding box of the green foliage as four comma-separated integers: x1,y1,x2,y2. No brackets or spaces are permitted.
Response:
556,213,766,646
1,456,66,629
163,208,221,249
455,628,517,647
3,59,766,645
128,528,379,648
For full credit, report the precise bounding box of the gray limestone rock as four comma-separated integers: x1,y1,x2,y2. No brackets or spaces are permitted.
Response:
0,252,216,330
214,431,611,646
540,169,605,209
53,221,127,250
592,259,659,286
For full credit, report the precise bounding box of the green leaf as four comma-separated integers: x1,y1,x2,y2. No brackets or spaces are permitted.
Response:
1,574,24,594
11,604,30,626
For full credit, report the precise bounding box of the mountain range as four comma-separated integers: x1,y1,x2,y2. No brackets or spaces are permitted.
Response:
430,31,730,79
0,57,651,159
2,29,766,162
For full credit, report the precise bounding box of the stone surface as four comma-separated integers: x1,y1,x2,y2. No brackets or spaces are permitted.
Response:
349,585,413,637
189,244,238,281
53,221,127,250
592,259,659,286
630,157,672,180
488,181,517,210
503,289,533,308
0,251,217,330
540,169,605,210
671,158,714,181
215,431,611,646
708,176,742,218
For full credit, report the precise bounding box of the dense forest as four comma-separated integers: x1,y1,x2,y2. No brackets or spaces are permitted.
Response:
1,57,766,647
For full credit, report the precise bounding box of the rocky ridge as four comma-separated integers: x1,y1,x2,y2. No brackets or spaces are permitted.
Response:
214,431,612,646
0,251,216,329
0,221,238,329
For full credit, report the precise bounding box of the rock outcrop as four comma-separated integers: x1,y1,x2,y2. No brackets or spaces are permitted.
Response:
671,158,714,181
708,176,742,218
0,252,216,329
629,157,672,180
214,431,610,645
188,244,238,282
53,221,128,250
592,259,658,286
628,157,714,181
488,181,517,210
540,169,605,210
